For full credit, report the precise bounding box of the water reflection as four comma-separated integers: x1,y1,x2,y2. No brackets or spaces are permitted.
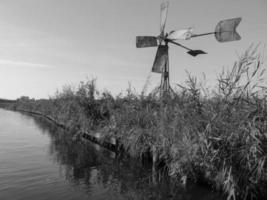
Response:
33,117,223,200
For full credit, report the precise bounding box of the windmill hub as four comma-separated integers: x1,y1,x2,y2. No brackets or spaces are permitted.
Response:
136,1,241,95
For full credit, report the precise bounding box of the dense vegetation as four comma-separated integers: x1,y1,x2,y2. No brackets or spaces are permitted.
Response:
4,47,267,199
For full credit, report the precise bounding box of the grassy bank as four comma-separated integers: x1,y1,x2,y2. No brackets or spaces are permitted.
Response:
4,47,267,199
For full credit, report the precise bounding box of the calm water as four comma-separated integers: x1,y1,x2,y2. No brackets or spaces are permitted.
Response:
0,108,222,200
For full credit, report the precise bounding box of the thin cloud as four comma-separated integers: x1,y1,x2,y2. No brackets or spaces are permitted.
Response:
0,58,52,69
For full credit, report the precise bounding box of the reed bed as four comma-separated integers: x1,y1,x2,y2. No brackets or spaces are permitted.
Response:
7,46,267,199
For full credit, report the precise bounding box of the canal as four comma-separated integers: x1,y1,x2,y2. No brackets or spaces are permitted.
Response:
0,108,222,200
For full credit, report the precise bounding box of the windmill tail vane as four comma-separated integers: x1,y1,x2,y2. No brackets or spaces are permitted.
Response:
136,1,242,95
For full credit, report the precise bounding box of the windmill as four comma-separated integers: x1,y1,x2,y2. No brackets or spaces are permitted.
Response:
136,1,242,95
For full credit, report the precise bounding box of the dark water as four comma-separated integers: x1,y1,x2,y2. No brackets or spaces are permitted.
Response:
0,108,222,200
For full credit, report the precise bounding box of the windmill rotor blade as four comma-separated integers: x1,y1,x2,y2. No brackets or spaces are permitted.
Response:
160,2,169,36
187,50,207,57
215,17,242,42
167,28,194,40
152,45,168,73
136,36,158,48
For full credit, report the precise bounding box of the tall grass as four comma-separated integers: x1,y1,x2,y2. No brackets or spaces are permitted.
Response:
8,46,267,199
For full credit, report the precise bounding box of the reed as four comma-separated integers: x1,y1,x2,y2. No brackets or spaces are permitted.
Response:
8,46,267,199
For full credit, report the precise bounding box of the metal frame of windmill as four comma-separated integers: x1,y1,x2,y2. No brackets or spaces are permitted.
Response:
136,1,242,96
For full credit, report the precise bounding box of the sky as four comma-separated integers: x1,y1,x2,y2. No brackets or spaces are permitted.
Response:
0,0,266,99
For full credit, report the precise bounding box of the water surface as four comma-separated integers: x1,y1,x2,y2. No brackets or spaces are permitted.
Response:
0,108,222,200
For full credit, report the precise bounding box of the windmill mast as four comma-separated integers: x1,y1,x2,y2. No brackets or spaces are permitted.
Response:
160,47,170,95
